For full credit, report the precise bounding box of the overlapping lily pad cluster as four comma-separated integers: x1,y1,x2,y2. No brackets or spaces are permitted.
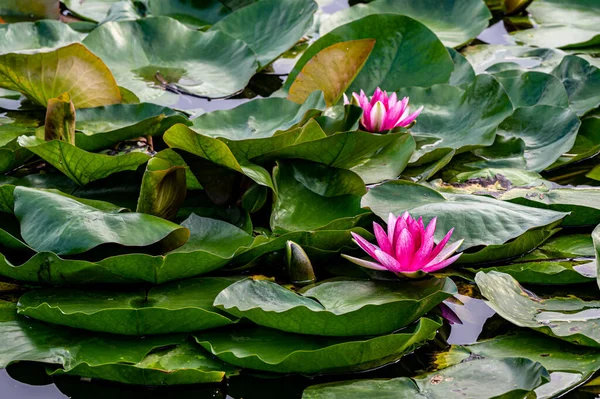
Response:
0,0,600,397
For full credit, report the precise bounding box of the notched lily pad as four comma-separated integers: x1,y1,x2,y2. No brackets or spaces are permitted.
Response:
476,271,600,348
17,277,237,335
214,277,456,336
194,317,441,374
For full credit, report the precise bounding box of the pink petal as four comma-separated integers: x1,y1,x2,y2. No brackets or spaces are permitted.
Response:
373,222,393,255
412,218,437,267
392,216,408,255
369,101,386,132
341,254,388,271
343,93,350,105
387,213,398,241
422,253,462,273
425,228,454,264
371,87,384,105
351,232,380,260
427,239,464,265
398,106,423,127
395,229,415,270
382,100,406,130
388,92,398,109
373,249,403,272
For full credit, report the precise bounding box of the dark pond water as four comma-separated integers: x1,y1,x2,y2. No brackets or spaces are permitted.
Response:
0,1,538,398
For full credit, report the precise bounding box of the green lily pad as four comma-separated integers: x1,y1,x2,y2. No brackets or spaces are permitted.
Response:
302,357,549,399
75,103,191,152
210,0,317,68
144,0,231,28
551,55,600,117
0,314,236,385
448,48,475,87
405,74,513,165
512,0,600,49
62,0,122,22
190,91,325,140
362,180,567,252
18,136,151,186
284,14,454,94
437,331,600,399
194,317,441,374
476,271,600,348
17,277,237,335
0,20,86,54
463,45,569,74
551,113,600,169
466,235,596,284
491,69,569,108
271,161,366,233
13,187,189,255
0,43,122,108
215,277,455,336
320,0,492,48
0,0,60,22
82,17,258,103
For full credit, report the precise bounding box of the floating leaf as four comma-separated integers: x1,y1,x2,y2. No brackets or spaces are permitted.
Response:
405,74,513,164
437,331,600,399
82,17,257,103
0,43,122,108
62,0,122,22
512,0,600,49
284,14,454,95
214,277,455,336
75,103,191,152
302,358,549,399
551,55,600,116
0,0,60,22
320,0,492,48
18,136,151,186
17,277,237,335
0,314,236,385
492,69,569,108
362,180,567,251
195,317,441,374
144,0,232,28
288,39,375,106
476,271,600,348
210,0,317,68
13,187,189,255
0,21,86,54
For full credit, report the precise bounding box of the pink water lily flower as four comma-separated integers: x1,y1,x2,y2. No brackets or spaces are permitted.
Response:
343,87,423,133
342,212,463,277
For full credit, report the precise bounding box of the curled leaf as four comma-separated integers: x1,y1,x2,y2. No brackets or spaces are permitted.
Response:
44,92,76,145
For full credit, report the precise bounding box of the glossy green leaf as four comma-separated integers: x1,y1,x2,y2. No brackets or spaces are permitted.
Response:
320,0,492,48
210,0,317,67
271,161,366,233
463,45,569,74
18,136,151,186
476,271,600,348
512,0,600,49
0,21,86,53
164,123,273,188
550,113,600,169
0,43,122,108
190,91,325,140
82,17,258,103
215,277,455,336
144,0,231,28
551,55,600,116
284,14,454,95
448,48,475,87
17,277,237,335
0,0,60,22
288,39,376,106
362,180,567,251
195,317,441,374
466,234,596,284
13,187,189,255
405,74,513,164
437,331,600,399
75,103,191,152
302,358,549,399
0,315,236,385
492,69,569,108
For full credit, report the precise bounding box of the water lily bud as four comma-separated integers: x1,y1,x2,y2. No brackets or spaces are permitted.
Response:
45,92,75,144
285,240,316,286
